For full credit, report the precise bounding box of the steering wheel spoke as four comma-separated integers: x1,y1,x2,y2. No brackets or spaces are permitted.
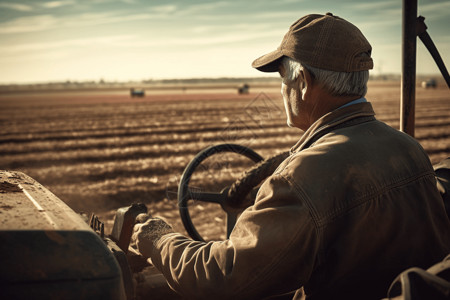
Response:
186,189,227,204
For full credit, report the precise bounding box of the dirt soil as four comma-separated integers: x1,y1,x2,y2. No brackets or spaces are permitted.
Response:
0,81,449,240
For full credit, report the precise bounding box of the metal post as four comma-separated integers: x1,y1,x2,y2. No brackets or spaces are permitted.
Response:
401,0,417,137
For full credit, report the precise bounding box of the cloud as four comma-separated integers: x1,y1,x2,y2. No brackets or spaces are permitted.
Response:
188,20,283,35
63,12,153,27
184,1,230,13
177,1,230,16
351,0,397,11
108,28,284,49
279,0,306,3
346,0,401,24
0,49,73,64
418,2,450,20
357,18,400,31
0,2,33,12
0,11,155,34
419,1,450,13
0,35,136,53
149,4,178,14
0,15,58,34
147,2,231,18
246,10,305,21
41,1,75,9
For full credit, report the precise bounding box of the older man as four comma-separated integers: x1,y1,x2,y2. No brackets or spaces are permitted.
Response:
133,13,450,299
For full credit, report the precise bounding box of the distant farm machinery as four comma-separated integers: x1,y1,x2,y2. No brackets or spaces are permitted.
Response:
130,88,145,97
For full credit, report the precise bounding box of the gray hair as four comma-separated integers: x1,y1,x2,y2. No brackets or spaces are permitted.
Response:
281,57,369,97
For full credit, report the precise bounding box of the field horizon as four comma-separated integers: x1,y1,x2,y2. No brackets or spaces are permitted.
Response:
1,82,449,240
1,74,448,96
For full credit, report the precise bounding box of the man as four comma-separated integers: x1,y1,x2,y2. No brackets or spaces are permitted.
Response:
132,13,450,299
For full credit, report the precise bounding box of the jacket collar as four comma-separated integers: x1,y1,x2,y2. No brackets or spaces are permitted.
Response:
290,102,376,154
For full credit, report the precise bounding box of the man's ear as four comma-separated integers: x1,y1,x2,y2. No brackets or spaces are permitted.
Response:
299,68,313,100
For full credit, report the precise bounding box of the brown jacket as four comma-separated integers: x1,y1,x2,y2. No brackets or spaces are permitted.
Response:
150,102,450,299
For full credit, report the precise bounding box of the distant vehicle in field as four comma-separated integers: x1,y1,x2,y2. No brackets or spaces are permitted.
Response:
238,83,249,94
130,88,145,97
421,78,437,88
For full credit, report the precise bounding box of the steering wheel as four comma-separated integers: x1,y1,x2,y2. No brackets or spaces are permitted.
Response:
177,143,289,241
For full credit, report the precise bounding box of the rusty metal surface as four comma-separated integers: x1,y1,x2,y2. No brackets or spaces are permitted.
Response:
0,170,92,230
0,170,127,299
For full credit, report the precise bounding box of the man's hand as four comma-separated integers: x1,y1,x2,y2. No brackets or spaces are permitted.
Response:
131,214,174,258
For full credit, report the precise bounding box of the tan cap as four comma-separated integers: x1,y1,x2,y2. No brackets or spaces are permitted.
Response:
252,13,373,72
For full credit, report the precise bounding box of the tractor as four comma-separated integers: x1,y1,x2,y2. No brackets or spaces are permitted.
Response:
1,1,449,299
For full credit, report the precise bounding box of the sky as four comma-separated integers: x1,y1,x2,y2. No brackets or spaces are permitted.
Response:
0,0,449,84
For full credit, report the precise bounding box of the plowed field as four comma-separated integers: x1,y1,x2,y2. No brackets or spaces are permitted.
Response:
1,81,449,240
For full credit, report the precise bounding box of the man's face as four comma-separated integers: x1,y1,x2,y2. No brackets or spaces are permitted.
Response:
279,65,310,130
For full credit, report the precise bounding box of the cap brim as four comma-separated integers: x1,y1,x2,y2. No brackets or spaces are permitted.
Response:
251,49,284,72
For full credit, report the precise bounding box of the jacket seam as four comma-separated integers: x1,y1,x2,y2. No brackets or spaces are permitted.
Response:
274,153,296,174
292,110,375,154
308,118,376,149
317,170,436,227
282,173,320,228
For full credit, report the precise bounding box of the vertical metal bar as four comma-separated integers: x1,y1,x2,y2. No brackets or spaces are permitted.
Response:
401,0,417,137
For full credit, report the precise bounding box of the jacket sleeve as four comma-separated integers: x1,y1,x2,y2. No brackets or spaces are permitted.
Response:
149,173,319,299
